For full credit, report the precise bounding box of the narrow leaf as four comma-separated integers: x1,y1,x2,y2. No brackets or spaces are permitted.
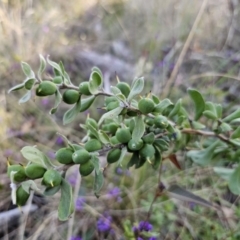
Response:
117,147,127,166
91,155,100,175
231,126,240,139
98,130,110,144
98,106,123,126
44,185,61,196
229,165,240,195
18,90,31,104
89,71,103,94
127,77,144,101
213,167,234,181
187,88,205,120
21,62,35,78
132,116,145,142
58,178,73,221
47,56,63,74
24,78,35,90
50,89,62,114
94,170,104,198
222,108,240,123
168,184,217,209
168,99,182,118
203,110,217,120
80,96,95,112
38,54,46,80
21,180,40,194
153,99,173,114
63,98,81,125
8,83,25,93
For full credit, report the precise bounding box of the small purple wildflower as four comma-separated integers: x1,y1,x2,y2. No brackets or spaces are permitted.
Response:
68,171,78,186
47,151,55,159
139,221,153,232
56,136,64,146
107,187,121,198
116,167,123,175
75,197,85,211
97,215,113,233
149,237,157,240
70,237,82,240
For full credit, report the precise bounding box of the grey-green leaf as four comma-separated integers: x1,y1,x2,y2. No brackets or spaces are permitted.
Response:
127,77,144,101
89,71,103,94
91,155,100,175
187,88,205,120
47,56,63,74
229,165,240,195
63,98,81,125
117,147,127,166
132,115,145,142
80,96,96,112
213,167,234,181
153,98,173,114
98,130,110,144
50,89,62,114
8,82,25,93
24,78,35,90
168,99,182,118
21,62,35,78
94,170,104,198
223,109,240,123
18,90,32,104
21,180,40,194
98,106,123,126
38,54,46,80
44,185,61,196
58,178,73,221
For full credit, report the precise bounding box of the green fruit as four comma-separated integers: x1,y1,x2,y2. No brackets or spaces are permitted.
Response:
138,98,155,114
128,139,143,151
86,118,98,129
7,165,26,182
85,139,102,152
43,169,62,187
129,119,135,133
116,82,130,98
36,81,57,97
104,96,118,106
127,110,138,117
79,160,94,176
72,149,91,164
142,132,155,144
139,144,155,160
154,115,169,128
107,148,121,164
106,101,119,111
110,136,120,145
52,76,63,84
116,128,132,143
25,164,46,179
107,123,119,134
145,117,155,126
79,81,91,95
62,89,80,104
55,148,74,164
16,185,30,206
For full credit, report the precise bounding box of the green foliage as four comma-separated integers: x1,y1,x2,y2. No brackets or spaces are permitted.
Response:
7,56,240,224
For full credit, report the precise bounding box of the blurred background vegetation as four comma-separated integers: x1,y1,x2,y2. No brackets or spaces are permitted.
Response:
1,0,240,239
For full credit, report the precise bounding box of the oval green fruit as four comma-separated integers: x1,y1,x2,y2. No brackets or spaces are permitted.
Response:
43,169,62,187
106,101,119,111
154,115,169,128
36,81,57,97
84,139,102,152
104,96,118,106
116,82,130,98
107,123,119,134
139,144,155,160
138,98,155,114
16,185,30,206
116,128,132,143
7,165,26,182
25,164,46,179
55,147,74,164
86,118,98,129
107,148,121,164
110,136,120,145
79,81,91,95
62,89,80,104
79,160,94,176
52,76,63,84
142,132,155,144
128,139,143,151
72,149,91,164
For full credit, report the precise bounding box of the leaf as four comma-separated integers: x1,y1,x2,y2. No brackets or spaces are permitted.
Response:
24,78,35,90
18,90,32,104
153,99,173,114
98,130,110,144
21,62,35,78
151,94,160,104
92,66,103,79
127,77,144,101
110,86,122,95
98,106,123,126
21,180,40,194
132,116,145,142
8,82,25,93
47,56,64,76
168,154,181,170
94,170,104,198
38,54,46,80
167,184,217,209
168,99,182,118
50,89,62,114
187,88,205,120
127,152,139,169
231,127,240,139
213,167,234,181
91,155,100,175
203,110,217,120
223,109,240,123
44,185,61,196
187,140,220,166
117,147,127,166
63,98,81,125
87,124,99,140
89,71,103,94
58,178,73,221
21,146,55,169
152,147,162,170
229,165,240,195
80,96,96,112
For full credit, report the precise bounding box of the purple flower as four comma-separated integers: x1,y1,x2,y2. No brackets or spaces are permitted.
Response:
47,151,55,159
70,237,82,240
56,136,64,146
107,187,121,198
116,167,123,175
97,215,113,233
149,237,157,240
137,238,143,240
68,171,78,186
75,197,85,211
139,221,153,232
